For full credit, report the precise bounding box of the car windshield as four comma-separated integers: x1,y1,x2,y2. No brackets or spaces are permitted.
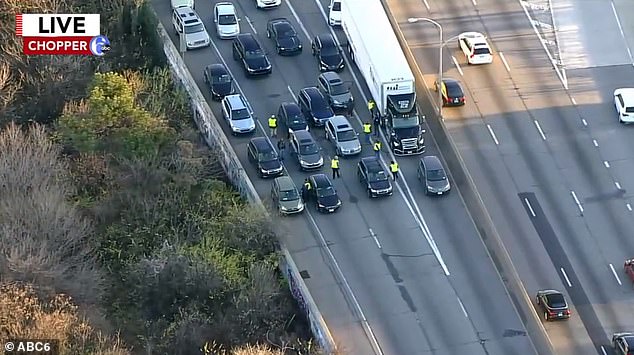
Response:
300,143,319,155
330,83,348,95
368,170,388,182
317,186,335,197
259,151,277,162
218,14,237,25
289,114,306,124
474,47,490,55
337,129,357,142
279,188,300,201
332,2,341,10
427,169,447,182
245,49,264,59
392,116,419,128
546,294,566,308
184,23,204,34
232,108,250,120
213,73,232,84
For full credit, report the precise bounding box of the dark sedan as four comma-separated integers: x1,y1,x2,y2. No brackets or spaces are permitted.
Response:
312,33,344,72
203,63,234,100
309,173,341,213
277,102,308,135
536,289,571,321
435,78,465,106
267,18,302,55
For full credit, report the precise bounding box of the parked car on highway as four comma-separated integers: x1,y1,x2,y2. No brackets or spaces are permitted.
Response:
434,78,465,107
328,0,342,26
308,174,341,213
254,0,281,9
267,18,302,55
318,71,354,113
232,33,272,76
171,7,210,49
458,32,492,65
536,289,571,321
624,259,634,283
289,130,323,170
312,33,344,72
277,102,308,135
612,332,634,355
213,2,240,39
298,87,335,127
171,0,194,10
271,176,304,215
203,63,234,100
325,115,361,156
247,137,283,178
357,157,393,198
417,155,450,195
614,88,634,123
221,94,256,134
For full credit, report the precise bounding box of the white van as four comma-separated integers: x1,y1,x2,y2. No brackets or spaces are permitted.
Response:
328,0,341,26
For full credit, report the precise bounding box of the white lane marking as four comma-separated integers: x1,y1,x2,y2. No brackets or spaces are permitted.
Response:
486,124,499,145
422,0,430,11
244,16,257,35
457,297,469,318
609,263,623,285
451,56,464,76
627,203,632,211
285,0,311,41
287,85,297,101
571,97,577,105
534,120,546,140
571,190,584,214
610,1,634,63
604,161,610,168
616,181,622,190
560,267,572,287
471,0,477,6
581,118,588,127
601,345,608,355
499,52,511,72
593,139,599,147
369,228,382,249
524,198,536,217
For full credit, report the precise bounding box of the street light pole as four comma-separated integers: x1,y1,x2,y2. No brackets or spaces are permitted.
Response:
407,17,443,117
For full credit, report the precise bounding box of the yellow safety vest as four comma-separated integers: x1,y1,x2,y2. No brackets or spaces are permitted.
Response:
331,159,339,169
390,162,399,172
373,142,381,151
304,182,311,190
363,123,371,133
268,116,277,128
368,101,375,111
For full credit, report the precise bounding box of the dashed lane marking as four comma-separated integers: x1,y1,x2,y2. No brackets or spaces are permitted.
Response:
609,263,622,285
560,267,573,287
486,124,499,145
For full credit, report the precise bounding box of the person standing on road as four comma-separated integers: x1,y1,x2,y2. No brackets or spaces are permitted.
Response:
390,160,399,181
302,178,311,202
277,139,286,161
331,155,340,179
268,114,278,137
373,140,382,160
373,111,381,137
363,121,372,144
367,99,376,115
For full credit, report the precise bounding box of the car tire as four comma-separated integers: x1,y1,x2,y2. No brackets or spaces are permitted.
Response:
267,30,271,38
312,46,316,56
367,189,372,198
233,50,239,61
536,296,540,305
337,148,342,156
325,130,329,140
544,312,549,321
348,45,355,63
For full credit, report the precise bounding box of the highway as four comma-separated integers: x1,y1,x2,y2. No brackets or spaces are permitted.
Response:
150,0,536,354
388,0,634,353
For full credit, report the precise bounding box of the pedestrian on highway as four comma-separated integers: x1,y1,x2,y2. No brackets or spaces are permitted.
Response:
363,121,372,144
268,114,278,137
390,160,399,180
331,155,340,179
367,99,376,114
302,178,311,201
373,140,382,160
373,112,381,137
277,139,286,161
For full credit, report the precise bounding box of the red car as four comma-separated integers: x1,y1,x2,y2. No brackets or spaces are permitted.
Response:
624,259,634,283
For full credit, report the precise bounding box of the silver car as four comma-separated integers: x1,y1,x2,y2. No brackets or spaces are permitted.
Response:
171,7,210,49
214,2,240,39
318,71,354,113
221,94,256,134
417,155,451,195
290,130,324,170
325,115,361,156
271,176,304,215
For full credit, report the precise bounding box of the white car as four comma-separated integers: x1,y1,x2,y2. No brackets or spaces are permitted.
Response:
458,32,493,65
328,0,341,26
221,94,256,134
614,88,634,123
171,0,194,9
255,0,281,9
214,2,240,39
171,7,210,49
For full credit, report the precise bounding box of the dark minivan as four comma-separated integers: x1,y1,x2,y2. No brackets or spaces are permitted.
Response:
247,137,283,178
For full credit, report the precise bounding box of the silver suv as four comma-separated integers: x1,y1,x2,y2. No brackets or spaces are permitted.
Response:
318,71,353,113
325,115,361,156
214,2,240,39
221,94,256,134
172,7,210,49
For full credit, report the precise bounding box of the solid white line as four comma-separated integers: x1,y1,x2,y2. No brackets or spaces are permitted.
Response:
601,345,608,355
610,1,634,64
287,85,297,101
499,52,511,72
451,56,464,76
609,263,623,285
457,297,469,318
244,16,257,35
616,181,622,190
369,228,382,249
471,0,477,6
534,120,546,140
285,0,311,41
604,161,610,168
627,203,632,211
581,118,588,126
524,198,536,217
571,97,577,105
422,0,430,11
571,190,584,213
593,139,599,147
560,267,573,287
486,124,499,145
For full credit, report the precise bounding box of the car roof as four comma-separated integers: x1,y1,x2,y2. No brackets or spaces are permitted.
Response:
615,88,634,105
281,102,301,114
328,115,350,129
293,130,314,142
275,176,296,190
361,157,384,171
320,71,342,84
311,173,331,187
175,7,198,19
215,2,236,14
236,33,260,49
422,155,443,169
224,94,247,109
207,63,229,75
250,137,273,151
316,33,336,46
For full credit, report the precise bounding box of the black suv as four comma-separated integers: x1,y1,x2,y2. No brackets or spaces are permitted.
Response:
298,87,335,127
266,18,302,55
357,157,393,198
203,63,234,100
312,33,344,72
247,137,283,178
232,33,272,76
278,102,308,135
308,173,341,213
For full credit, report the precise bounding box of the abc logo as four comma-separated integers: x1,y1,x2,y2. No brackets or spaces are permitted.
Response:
89,35,111,56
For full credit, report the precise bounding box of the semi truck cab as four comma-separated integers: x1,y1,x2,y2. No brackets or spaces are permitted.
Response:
383,93,425,155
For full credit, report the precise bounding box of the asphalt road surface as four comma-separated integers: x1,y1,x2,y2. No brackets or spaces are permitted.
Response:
150,0,537,353
389,0,634,353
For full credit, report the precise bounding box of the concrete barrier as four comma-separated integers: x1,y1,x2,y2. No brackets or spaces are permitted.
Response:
155,22,337,354
379,2,555,355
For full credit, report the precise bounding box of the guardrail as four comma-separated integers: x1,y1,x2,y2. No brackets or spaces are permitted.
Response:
155,22,337,354
379,2,555,355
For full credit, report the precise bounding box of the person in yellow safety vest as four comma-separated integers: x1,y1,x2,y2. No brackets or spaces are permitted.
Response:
302,178,311,201
373,140,382,159
367,99,376,112
331,155,340,179
363,121,372,144
268,115,277,137
390,160,399,180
